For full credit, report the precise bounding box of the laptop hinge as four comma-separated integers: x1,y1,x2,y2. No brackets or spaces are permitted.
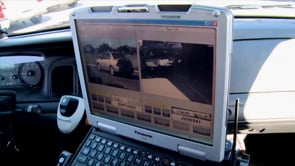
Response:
178,145,206,161
97,122,116,134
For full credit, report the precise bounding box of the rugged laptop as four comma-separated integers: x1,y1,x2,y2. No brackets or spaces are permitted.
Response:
69,2,233,165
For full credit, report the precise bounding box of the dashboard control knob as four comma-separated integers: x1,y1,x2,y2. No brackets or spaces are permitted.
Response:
26,104,42,114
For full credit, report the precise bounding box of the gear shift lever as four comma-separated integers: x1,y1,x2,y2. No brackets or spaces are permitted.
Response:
57,95,85,134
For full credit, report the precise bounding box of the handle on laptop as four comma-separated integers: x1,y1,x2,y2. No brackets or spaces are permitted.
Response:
118,6,149,13
117,4,192,13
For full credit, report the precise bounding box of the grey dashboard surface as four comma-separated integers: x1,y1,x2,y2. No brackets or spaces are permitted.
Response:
0,31,79,102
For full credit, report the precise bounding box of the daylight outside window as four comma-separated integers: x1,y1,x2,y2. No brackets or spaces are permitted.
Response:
0,0,295,37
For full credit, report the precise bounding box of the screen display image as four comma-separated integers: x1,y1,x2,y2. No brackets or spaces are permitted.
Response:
82,37,140,91
76,20,217,144
140,40,213,104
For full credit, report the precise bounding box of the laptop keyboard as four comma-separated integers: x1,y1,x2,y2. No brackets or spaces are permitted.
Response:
70,130,191,166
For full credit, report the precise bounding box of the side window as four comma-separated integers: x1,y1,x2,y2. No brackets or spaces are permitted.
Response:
103,53,110,59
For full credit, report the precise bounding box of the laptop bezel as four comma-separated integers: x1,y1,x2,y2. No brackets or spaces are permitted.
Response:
70,3,233,162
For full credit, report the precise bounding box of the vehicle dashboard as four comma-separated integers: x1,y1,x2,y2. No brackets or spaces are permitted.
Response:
0,29,87,165
0,30,79,103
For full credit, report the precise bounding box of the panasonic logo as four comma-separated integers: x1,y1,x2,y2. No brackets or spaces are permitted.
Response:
161,15,181,19
134,130,153,139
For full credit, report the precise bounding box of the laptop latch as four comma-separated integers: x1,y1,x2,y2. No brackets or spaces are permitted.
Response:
178,145,206,160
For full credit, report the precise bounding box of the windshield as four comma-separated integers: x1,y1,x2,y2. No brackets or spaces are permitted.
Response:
0,0,295,37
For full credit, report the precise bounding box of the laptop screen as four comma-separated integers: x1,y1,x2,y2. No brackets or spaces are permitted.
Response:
71,4,232,162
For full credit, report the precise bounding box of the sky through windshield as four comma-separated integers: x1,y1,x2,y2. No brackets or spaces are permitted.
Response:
0,0,295,37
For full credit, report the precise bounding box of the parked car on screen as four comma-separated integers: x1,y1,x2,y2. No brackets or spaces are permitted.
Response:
141,41,182,69
96,51,134,76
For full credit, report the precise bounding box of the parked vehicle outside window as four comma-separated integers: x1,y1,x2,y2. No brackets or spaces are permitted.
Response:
0,0,47,31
